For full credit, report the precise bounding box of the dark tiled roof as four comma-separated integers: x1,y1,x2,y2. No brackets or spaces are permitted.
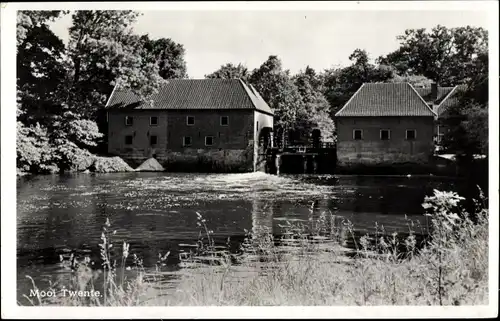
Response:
335,83,436,117
415,86,455,105
106,79,274,115
437,85,467,117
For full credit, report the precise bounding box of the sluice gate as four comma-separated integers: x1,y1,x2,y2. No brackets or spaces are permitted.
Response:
262,143,337,175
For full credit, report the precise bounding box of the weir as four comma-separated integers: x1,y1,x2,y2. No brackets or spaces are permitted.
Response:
263,143,337,175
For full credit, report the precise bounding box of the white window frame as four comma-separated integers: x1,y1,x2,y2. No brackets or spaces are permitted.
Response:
125,135,133,145
186,116,195,126
125,116,133,126
150,116,158,126
220,116,229,126
183,136,192,147
406,129,417,140
205,136,214,146
380,129,391,140
150,135,158,146
353,129,363,140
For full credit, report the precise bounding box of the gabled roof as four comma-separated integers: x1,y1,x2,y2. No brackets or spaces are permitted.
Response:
415,86,455,105
436,84,467,117
335,83,436,117
105,79,274,115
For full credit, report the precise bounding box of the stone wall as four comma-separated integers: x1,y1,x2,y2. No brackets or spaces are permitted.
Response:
107,109,258,172
336,116,434,167
157,146,254,172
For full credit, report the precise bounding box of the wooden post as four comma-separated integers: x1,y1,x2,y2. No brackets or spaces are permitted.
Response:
275,154,281,176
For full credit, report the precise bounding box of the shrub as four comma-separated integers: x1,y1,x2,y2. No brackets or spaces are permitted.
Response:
16,121,58,173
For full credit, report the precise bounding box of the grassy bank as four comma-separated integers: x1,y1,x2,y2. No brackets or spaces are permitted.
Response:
22,189,488,306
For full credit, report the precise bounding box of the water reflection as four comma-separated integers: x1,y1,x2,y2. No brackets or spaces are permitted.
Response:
251,197,274,239
16,172,464,304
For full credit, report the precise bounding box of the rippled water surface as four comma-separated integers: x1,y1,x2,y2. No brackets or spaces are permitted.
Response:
16,172,464,304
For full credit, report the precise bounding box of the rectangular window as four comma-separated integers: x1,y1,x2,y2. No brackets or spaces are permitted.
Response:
150,135,157,145
125,116,133,126
205,136,214,146
150,116,158,126
353,129,363,140
406,129,417,140
125,135,133,145
380,129,390,140
220,116,229,126
183,136,192,147
186,116,195,126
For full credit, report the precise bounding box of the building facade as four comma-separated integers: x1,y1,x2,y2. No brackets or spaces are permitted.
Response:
105,79,274,172
335,82,436,167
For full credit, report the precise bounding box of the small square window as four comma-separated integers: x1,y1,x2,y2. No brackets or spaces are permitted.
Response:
220,116,229,126
205,136,214,146
183,136,192,147
353,129,363,140
125,116,133,126
186,116,195,126
380,129,390,140
150,116,158,126
125,135,133,145
150,135,157,145
406,129,417,140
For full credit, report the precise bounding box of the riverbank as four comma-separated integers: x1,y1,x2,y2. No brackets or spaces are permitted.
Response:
16,156,167,176
21,189,488,306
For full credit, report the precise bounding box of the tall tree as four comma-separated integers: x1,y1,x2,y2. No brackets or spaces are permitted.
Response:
441,49,489,157
322,49,395,117
141,35,188,79
205,63,250,81
293,67,335,142
17,10,67,46
249,56,304,146
378,25,488,86
65,10,165,119
17,17,67,125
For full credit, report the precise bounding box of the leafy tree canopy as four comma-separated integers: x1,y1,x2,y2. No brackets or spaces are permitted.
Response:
141,35,188,80
205,63,250,81
378,25,488,86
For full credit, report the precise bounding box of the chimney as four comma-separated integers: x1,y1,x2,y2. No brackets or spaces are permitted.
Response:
431,82,438,102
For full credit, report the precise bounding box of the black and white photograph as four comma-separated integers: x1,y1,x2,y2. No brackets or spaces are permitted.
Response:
1,1,498,318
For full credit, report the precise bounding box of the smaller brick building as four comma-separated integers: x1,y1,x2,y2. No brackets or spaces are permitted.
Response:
105,79,274,172
335,83,437,167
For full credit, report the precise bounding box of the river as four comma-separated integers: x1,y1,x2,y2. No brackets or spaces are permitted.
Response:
16,172,464,304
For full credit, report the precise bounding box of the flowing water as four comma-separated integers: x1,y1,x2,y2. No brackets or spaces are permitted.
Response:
16,172,465,304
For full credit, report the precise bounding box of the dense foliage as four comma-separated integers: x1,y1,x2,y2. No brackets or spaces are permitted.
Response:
16,10,187,173
205,63,250,82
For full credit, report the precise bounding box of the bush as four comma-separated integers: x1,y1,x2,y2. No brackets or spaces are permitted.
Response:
16,121,58,173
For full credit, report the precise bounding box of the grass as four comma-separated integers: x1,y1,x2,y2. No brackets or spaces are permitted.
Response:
21,188,489,306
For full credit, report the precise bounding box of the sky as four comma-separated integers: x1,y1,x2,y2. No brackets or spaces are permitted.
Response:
48,10,490,78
